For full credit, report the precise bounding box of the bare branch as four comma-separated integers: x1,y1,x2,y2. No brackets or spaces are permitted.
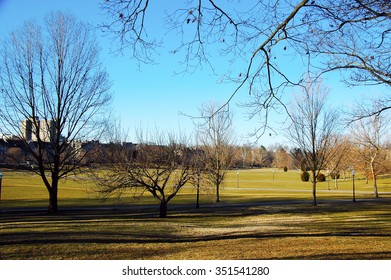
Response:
102,0,391,133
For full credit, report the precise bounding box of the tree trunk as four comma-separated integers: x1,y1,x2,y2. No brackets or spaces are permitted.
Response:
48,187,58,214
312,170,317,206
370,162,379,198
47,168,59,214
196,184,200,208
216,159,221,202
373,175,379,198
216,183,220,202
159,200,168,218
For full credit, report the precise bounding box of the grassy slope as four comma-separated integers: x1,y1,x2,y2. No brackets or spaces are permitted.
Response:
1,169,391,260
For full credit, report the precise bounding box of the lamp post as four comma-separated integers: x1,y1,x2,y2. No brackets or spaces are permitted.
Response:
327,170,330,191
273,169,276,182
237,170,240,188
0,173,3,201
352,169,356,202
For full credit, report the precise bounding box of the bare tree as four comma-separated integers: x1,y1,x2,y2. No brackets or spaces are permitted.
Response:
272,145,291,169
239,144,254,168
325,137,352,189
194,102,235,202
258,146,274,168
0,12,112,213
287,80,340,206
290,147,306,170
350,114,390,198
188,144,210,208
101,1,390,126
93,131,193,218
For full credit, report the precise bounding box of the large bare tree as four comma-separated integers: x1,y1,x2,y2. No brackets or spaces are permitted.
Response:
325,137,352,189
287,80,340,206
0,12,112,213
94,131,193,218
350,114,390,198
194,102,235,202
101,1,390,125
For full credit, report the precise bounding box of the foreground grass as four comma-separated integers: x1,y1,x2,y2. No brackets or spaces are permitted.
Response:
1,200,391,259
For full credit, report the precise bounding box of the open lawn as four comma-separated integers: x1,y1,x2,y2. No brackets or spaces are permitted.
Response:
1,169,391,259
1,168,390,208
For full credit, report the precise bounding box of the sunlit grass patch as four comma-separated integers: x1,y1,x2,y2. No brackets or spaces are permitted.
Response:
1,168,390,209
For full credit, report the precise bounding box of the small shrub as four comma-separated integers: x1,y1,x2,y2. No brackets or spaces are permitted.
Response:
301,171,310,182
283,166,288,172
317,173,326,182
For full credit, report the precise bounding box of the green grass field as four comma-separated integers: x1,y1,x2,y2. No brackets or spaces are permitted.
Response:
2,168,389,208
1,168,391,259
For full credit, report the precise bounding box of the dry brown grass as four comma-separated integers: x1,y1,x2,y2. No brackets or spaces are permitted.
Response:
1,200,391,260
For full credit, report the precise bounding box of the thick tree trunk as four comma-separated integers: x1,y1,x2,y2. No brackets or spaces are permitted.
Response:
216,183,220,203
48,187,58,214
48,174,59,214
159,200,168,218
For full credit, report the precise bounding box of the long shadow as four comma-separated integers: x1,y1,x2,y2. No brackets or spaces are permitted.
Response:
2,197,391,217
0,199,391,223
2,228,391,247
2,198,391,229
273,251,391,260
2,198,391,245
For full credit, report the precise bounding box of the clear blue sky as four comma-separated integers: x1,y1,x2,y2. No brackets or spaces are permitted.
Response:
0,0,388,147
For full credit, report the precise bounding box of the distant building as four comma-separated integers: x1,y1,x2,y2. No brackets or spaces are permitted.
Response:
20,117,56,143
39,119,56,143
2,120,139,167
20,118,34,141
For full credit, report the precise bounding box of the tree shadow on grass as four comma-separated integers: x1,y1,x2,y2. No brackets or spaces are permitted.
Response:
279,251,391,260
2,198,391,259
2,230,391,260
2,227,391,246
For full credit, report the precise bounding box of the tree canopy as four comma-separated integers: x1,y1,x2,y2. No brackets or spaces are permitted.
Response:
101,0,390,125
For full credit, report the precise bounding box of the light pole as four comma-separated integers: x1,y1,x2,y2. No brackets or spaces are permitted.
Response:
0,173,3,201
237,170,240,188
352,169,356,202
273,169,276,182
327,169,330,191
